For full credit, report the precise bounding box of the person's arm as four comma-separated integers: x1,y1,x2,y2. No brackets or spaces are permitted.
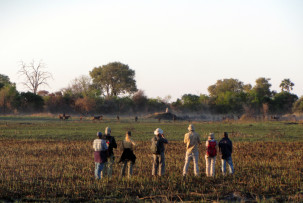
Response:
161,136,168,144
205,140,209,147
93,140,96,151
131,139,136,146
131,139,136,150
184,134,188,144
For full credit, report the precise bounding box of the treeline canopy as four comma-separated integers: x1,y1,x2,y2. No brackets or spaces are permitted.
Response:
1,62,303,114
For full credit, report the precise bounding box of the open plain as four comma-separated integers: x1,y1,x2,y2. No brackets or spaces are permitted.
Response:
0,116,302,202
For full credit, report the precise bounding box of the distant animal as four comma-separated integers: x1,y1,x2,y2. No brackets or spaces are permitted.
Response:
117,115,120,121
135,116,138,122
59,114,71,120
93,115,103,121
271,116,280,121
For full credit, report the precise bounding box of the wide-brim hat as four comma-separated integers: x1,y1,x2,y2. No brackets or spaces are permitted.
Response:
154,128,163,135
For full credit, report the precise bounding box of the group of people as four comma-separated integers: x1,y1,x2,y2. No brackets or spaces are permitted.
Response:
93,124,234,179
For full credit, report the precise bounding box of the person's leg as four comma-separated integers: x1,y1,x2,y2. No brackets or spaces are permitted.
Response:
227,156,234,174
107,155,114,177
128,161,133,178
159,152,165,176
210,156,216,177
152,154,158,176
193,151,199,176
205,155,210,177
95,162,104,179
95,162,99,179
221,159,227,175
101,162,107,178
183,152,191,176
121,161,127,177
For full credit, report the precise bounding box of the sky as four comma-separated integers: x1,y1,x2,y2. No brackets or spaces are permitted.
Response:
1,0,303,101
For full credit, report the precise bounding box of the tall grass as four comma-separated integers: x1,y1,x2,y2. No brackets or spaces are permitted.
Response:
0,140,302,201
0,117,302,201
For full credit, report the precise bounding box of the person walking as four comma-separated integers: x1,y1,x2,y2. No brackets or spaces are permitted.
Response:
183,124,201,177
151,128,168,176
119,131,136,178
93,132,108,179
205,133,217,177
219,132,234,175
102,127,117,178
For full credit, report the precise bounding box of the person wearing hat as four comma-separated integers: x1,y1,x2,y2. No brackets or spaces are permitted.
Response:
205,133,218,177
93,132,108,179
151,128,168,176
183,124,201,177
219,132,234,175
102,126,117,178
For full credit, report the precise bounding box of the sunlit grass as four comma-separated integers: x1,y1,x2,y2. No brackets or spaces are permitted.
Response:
0,117,302,201
0,139,302,201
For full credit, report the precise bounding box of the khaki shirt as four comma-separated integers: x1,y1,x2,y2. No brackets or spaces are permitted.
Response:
184,131,201,153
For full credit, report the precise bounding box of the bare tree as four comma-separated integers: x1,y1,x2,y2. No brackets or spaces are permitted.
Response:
18,60,53,94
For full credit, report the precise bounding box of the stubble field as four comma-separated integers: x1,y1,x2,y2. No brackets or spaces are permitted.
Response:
0,116,302,202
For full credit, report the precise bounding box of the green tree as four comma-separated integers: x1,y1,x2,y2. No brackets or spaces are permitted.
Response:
272,91,298,113
248,77,272,107
208,78,244,97
292,96,303,113
279,78,294,92
89,62,137,98
207,78,248,113
63,75,98,98
146,98,166,112
0,84,19,113
0,74,12,89
18,92,44,112
181,94,201,111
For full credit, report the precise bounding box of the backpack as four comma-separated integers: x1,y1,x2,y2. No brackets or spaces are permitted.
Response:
151,138,160,154
207,140,217,157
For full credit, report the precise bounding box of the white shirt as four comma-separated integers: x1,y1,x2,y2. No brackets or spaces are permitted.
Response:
93,139,108,151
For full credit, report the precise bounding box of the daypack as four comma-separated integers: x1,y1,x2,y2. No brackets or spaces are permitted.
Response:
207,140,217,157
151,138,160,154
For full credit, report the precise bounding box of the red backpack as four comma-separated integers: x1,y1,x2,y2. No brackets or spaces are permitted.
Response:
207,140,217,157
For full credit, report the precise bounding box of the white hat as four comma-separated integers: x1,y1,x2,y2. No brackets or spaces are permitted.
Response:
154,128,163,135
188,124,195,131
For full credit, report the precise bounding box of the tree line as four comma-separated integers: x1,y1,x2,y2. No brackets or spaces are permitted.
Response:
1,61,303,115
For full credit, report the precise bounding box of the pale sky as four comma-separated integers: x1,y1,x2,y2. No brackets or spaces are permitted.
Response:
1,0,303,101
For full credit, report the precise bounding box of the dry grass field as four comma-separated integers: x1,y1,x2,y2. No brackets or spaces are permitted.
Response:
0,117,302,202
0,141,302,202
